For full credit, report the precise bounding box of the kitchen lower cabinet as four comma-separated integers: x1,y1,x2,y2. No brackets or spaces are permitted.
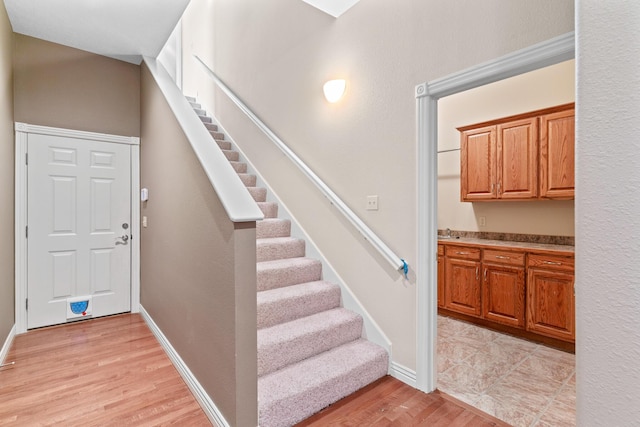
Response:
444,246,481,317
437,244,444,308
526,254,575,342
438,241,575,344
483,263,525,328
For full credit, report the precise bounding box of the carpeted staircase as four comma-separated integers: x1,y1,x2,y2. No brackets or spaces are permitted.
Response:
187,97,389,427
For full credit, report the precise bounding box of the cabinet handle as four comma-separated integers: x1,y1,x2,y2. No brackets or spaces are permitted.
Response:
543,261,562,266
497,182,501,194
476,267,479,280
456,251,470,255
495,255,510,259
491,183,495,192
484,268,487,281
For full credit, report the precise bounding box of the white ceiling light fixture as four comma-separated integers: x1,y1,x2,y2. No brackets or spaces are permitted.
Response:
323,79,346,103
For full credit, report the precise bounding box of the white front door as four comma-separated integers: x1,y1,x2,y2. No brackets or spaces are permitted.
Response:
27,133,132,329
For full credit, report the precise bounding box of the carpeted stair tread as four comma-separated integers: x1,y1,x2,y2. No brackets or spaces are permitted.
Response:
257,281,341,329
222,149,239,161
257,237,305,262
257,258,322,291
257,339,389,427
199,115,212,124
186,96,196,103
258,308,363,376
257,202,278,218
193,107,206,116
230,161,247,173
257,218,291,239
238,173,257,187
204,122,218,132
248,187,267,202
210,131,224,140
216,139,232,150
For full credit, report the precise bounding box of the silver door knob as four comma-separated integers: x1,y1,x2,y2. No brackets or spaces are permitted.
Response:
116,234,129,245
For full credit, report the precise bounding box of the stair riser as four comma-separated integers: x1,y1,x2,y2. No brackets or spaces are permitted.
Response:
223,150,239,161
258,315,362,376
256,219,291,239
211,131,225,139
205,122,218,131
257,239,305,262
217,140,232,150
258,202,278,218
257,283,341,329
238,174,257,187
248,187,267,203
230,162,247,173
257,261,321,291
199,115,212,124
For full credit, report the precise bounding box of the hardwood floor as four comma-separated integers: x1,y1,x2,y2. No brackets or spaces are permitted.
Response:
296,376,509,427
0,314,210,426
1,313,508,426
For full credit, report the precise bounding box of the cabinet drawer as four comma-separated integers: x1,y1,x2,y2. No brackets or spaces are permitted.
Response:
528,253,574,272
483,249,525,266
445,246,481,260
438,244,444,256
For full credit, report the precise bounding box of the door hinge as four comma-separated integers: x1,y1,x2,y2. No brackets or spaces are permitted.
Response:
25,153,28,165
26,298,28,310
25,226,28,238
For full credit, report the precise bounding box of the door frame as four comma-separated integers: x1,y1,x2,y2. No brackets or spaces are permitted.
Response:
414,32,575,392
14,122,140,334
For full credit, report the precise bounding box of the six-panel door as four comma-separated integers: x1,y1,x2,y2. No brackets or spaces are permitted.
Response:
27,133,132,329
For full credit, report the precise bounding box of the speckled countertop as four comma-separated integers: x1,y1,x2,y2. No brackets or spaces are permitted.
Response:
437,236,574,254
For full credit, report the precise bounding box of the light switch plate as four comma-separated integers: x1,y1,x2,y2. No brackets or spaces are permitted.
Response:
366,195,379,211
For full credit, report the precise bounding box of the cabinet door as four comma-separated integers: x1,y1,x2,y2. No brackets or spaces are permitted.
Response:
444,258,481,317
497,118,538,199
526,268,575,342
482,264,525,328
437,253,444,308
540,109,575,199
460,126,496,201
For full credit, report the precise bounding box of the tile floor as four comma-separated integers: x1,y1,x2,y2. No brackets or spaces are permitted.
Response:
437,315,576,427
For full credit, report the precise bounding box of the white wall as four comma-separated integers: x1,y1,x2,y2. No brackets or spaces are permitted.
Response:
576,2,640,425
181,0,574,370
438,60,575,236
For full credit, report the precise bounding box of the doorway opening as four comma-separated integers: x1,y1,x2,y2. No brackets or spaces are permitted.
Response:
415,32,576,423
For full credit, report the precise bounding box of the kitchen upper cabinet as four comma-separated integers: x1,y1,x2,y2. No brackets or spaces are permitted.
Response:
540,108,575,199
458,103,574,202
460,125,496,201
444,246,481,317
526,254,575,342
482,250,526,328
497,118,538,199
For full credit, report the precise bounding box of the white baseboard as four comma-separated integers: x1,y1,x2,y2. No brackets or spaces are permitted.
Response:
139,306,230,427
389,361,417,388
0,324,16,365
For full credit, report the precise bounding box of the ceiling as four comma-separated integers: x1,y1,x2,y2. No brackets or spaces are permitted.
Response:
3,0,190,64
301,0,360,17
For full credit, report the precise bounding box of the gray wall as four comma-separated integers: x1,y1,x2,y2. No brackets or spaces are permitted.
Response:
140,62,257,427
576,1,640,425
13,34,140,137
0,2,14,350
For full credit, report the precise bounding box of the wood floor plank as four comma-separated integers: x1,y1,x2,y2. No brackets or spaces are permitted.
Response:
0,314,211,426
295,376,509,426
